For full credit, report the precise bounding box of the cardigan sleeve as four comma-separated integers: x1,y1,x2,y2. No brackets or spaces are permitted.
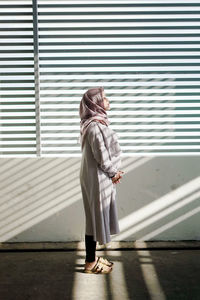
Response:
87,123,118,178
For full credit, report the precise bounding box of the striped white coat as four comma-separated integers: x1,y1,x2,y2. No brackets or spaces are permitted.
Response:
79,121,122,245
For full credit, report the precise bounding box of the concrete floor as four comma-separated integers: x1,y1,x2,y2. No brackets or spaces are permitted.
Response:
0,248,200,300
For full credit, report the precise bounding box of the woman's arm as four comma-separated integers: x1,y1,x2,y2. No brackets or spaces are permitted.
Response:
87,123,118,178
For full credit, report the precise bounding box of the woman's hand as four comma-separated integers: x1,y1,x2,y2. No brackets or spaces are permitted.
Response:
111,170,124,184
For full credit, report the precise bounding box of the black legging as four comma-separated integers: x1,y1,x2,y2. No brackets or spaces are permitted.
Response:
85,234,97,262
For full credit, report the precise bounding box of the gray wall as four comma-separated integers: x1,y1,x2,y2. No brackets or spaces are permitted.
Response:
0,156,199,243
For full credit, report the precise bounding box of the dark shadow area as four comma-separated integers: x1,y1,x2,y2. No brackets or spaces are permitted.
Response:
1,248,200,300
0,250,77,300
146,249,200,300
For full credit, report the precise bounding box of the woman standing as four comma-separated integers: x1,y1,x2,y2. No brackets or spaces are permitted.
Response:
79,87,124,274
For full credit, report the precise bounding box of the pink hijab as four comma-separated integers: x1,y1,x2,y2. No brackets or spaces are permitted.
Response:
79,87,110,149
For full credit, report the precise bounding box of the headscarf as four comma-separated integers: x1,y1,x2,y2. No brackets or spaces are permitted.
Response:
78,87,110,150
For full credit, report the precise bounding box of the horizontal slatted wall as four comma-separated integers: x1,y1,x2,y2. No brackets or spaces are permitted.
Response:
0,1,37,157
38,0,200,156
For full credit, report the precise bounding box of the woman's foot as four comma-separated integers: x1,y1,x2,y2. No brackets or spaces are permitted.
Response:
98,257,114,267
85,256,98,270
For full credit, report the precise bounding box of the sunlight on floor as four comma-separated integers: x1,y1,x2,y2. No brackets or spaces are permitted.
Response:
72,250,106,299
73,244,167,300
109,251,129,300
72,249,129,300
136,242,166,300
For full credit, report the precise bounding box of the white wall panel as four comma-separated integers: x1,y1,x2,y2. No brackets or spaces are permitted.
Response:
37,0,200,156
0,1,36,156
0,0,200,156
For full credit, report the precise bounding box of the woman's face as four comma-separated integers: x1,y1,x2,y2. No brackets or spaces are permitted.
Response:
103,91,110,110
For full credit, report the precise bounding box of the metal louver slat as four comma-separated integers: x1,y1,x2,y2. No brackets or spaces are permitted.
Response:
0,1,36,157
1,1,200,157
37,0,200,157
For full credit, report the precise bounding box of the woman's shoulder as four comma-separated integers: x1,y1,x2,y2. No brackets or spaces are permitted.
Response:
86,121,109,137
87,121,106,130
86,121,99,137
87,121,98,131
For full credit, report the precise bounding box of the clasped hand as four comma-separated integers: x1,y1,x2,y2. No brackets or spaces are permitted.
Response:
111,170,124,184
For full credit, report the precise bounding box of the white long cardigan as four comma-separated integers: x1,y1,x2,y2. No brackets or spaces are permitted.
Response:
79,121,122,245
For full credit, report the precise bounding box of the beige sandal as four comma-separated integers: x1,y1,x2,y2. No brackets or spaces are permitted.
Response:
84,257,113,274
98,257,114,267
